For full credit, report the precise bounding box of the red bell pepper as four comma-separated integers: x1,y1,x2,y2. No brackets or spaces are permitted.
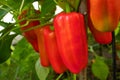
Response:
43,26,67,73
53,12,88,73
88,0,119,32
115,0,120,19
88,18,112,44
35,27,50,67
18,10,39,52
87,1,112,44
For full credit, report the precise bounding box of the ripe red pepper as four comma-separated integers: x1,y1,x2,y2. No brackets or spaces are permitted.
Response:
116,0,120,19
43,26,67,73
53,12,88,73
18,10,39,52
35,27,50,67
87,1,112,44
88,0,119,32
88,18,112,44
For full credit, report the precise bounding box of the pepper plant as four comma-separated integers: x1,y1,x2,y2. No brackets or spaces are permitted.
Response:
0,0,120,80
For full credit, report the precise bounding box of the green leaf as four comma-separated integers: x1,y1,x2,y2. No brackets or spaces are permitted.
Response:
0,0,14,13
92,56,109,80
54,0,66,10
6,0,33,11
0,0,35,14
54,0,80,11
0,34,17,63
13,38,37,60
0,22,20,39
12,38,39,80
40,0,56,23
0,21,10,28
0,6,10,20
35,58,49,80
67,0,80,11
0,1,8,6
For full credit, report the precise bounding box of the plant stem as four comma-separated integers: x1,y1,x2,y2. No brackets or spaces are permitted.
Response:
65,1,71,13
0,1,13,11
75,0,81,12
73,74,77,80
13,67,20,80
89,46,97,57
19,0,25,13
22,21,52,32
53,0,58,5
112,31,117,80
56,73,63,80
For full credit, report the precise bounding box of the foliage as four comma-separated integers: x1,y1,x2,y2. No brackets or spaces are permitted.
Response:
35,58,49,80
92,56,109,80
0,34,16,63
0,38,39,80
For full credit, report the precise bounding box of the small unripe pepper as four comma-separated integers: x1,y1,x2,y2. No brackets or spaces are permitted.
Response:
53,12,88,73
43,26,67,73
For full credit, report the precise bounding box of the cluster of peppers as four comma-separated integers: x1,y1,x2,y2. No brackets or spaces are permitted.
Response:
18,0,120,74
18,8,88,74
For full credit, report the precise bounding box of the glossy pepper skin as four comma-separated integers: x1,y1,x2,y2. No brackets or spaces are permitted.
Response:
89,0,119,32
53,12,88,73
116,0,120,19
87,1,112,44
43,26,67,73
88,18,112,44
35,27,50,67
18,10,39,52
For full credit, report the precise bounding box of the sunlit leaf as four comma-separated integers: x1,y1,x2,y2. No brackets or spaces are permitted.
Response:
35,58,49,80
92,56,109,80
40,0,56,23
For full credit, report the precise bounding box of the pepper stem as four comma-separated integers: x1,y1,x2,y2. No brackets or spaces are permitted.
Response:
73,74,77,80
65,1,71,13
75,0,81,12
